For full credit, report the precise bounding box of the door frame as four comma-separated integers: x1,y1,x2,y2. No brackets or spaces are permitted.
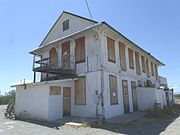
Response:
122,80,130,113
131,81,138,111
63,87,71,117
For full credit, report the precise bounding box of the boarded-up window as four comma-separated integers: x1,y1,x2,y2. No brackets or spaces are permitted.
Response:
49,86,61,95
128,48,134,69
119,42,126,71
155,64,158,80
107,36,116,63
75,76,86,105
63,19,69,31
62,41,70,68
49,47,58,67
135,52,141,75
146,59,150,78
75,37,85,63
109,75,118,105
141,56,146,73
151,62,154,76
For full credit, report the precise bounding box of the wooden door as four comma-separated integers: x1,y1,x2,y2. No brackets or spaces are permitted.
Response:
131,81,138,111
122,80,130,113
49,47,58,67
62,41,70,68
63,87,71,117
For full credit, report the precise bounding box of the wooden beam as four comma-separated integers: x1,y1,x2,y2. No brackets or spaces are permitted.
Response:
34,71,36,83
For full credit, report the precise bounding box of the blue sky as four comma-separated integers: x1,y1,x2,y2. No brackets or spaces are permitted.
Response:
0,0,180,94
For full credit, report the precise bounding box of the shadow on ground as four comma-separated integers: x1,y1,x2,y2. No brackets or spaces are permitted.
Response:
3,101,180,135
91,103,180,135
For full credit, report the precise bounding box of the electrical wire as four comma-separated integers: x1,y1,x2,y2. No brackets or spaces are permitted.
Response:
85,0,93,20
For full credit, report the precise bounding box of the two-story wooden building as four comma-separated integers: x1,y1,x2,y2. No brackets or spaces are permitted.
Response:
14,11,167,121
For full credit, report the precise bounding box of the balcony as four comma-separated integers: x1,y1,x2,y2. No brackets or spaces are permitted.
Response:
33,54,77,82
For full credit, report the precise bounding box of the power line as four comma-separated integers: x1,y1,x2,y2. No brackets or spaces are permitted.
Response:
85,0,93,20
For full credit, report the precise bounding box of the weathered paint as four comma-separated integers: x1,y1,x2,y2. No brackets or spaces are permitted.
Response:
41,12,96,46
15,12,167,120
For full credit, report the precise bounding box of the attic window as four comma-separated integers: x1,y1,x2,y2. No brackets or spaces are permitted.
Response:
63,20,69,31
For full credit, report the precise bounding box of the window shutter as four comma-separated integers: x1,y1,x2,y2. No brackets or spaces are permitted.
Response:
128,48,134,69
135,52,141,75
141,56,146,73
119,42,126,71
155,64,158,80
109,75,118,105
75,77,86,105
151,62,154,76
107,37,116,63
146,59,150,77
75,37,85,63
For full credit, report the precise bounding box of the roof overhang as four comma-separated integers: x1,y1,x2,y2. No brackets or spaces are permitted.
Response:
101,21,165,66
30,23,102,55
30,21,165,66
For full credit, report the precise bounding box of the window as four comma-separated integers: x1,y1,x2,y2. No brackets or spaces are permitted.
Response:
146,59,150,78
49,47,58,67
75,76,86,105
141,56,146,73
63,20,69,31
151,62,154,76
128,48,134,69
119,42,126,71
75,37,85,63
135,52,141,75
155,64,158,80
109,75,118,105
49,86,61,95
107,36,116,63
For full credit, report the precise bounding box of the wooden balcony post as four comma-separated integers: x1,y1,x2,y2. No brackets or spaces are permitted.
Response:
34,71,36,83
33,55,36,83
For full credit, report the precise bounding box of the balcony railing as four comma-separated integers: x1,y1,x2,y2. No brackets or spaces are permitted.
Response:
33,55,77,82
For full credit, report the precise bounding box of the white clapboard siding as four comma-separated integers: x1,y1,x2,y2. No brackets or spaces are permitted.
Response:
41,12,96,46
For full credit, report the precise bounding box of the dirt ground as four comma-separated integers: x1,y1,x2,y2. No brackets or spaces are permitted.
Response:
0,99,180,135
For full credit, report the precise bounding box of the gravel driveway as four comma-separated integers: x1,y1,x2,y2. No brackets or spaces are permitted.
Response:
0,104,180,135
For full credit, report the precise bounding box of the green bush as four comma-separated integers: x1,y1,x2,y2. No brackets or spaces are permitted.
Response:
0,90,16,105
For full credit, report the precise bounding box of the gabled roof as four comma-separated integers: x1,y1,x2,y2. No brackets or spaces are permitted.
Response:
34,11,165,66
39,11,97,47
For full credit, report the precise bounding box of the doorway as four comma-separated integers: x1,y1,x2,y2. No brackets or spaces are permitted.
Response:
122,80,130,113
131,81,138,111
63,87,71,117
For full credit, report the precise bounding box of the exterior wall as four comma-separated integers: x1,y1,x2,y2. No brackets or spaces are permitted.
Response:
40,30,101,80
136,87,157,110
42,13,96,46
159,76,168,87
100,31,160,88
48,80,74,120
99,31,162,118
137,87,167,110
156,89,167,108
15,73,102,120
18,15,165,121
15,80,74,121
103,71,124,119
15,84,49,120
72,71,102,118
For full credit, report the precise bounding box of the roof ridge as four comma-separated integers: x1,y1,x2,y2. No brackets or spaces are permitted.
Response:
39,11,98,47
62,10,98,23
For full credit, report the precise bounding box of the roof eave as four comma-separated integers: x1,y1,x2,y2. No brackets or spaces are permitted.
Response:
101,21,165,66
30,23,102,55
